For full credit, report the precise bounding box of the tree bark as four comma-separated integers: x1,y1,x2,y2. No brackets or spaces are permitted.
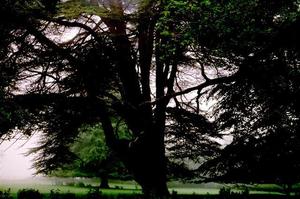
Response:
99,173,110,189
126,129,170,199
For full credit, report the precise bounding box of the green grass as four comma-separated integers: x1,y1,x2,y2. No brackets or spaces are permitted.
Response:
0,184,89,198
169,187,220,195
0,178,288,198
0,179,142,198
0,184,85,193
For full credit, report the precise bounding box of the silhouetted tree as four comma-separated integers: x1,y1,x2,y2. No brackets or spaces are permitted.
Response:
1,0,299,198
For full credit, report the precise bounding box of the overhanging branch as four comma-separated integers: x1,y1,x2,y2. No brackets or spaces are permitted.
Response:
49,17,105,44
142,73,238,107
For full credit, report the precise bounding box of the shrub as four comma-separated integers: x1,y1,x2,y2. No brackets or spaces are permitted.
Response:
82,188,102,199
75,182,85,188
219,186,250,199
48,190,60,199
241,187,249,196
219,187,232,198
60,193,76,199
48,190,77,199
0,189,13,199
17,189,42,199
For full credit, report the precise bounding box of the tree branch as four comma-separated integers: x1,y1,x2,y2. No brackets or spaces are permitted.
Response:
142,73,238,106
26,24,80,66
49,17,104,44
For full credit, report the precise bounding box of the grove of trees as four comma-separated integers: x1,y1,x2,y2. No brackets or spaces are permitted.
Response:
0,0,299,198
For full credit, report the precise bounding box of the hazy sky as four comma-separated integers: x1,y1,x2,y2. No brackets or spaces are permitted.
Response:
0,134,39,180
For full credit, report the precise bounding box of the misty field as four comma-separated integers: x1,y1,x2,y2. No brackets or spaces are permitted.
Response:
0,177,287,198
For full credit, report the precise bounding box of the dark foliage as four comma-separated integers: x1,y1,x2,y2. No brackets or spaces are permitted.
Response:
1,0,300,197
49,190,77,199
17,189,43,199
166,107,220,160
197,1,300,188
0,189,12,199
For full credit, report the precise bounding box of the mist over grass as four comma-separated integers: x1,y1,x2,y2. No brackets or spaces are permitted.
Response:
0,177,286,197
0,134,40,180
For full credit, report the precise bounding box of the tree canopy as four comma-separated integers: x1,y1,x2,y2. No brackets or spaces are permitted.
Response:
0,0,299,198
197,0,300,183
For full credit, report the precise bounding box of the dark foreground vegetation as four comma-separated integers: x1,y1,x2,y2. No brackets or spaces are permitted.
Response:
1,188,300,199
2,183,300,199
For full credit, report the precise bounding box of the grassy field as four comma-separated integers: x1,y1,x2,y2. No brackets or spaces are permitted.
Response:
0,177,288,198
0,180,141,198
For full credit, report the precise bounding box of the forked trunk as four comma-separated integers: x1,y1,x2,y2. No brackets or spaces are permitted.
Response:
100,3,170,196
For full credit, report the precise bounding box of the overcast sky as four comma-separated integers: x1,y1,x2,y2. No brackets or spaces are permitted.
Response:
0,134,39,180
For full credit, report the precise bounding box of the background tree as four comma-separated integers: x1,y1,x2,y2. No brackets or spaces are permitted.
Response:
49,124,131,189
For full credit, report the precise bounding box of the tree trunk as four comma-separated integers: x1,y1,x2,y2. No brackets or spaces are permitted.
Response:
99,105,169,198
101,3,170,197
99,173,110,189
130,147,169,198
122,125,170,199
